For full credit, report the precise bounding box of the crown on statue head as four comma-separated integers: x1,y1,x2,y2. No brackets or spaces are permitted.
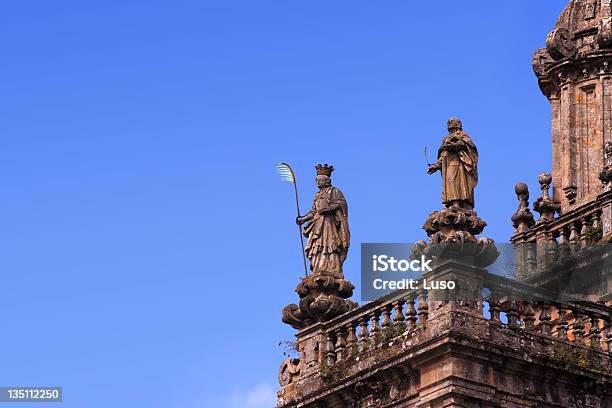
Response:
315,163,334,176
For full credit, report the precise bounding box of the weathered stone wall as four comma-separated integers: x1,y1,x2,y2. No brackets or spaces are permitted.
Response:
278,300,611,408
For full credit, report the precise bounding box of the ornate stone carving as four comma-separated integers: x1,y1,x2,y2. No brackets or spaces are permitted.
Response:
599,142,612,190
354,380,384,405
282,274,357,329
278,358,301,386
533,172,560,222
598,17,612,48
563,185,578,204
283,164,357,329
423,206,486,244
546,28,577,60
532,48,554,77
512,182,536,232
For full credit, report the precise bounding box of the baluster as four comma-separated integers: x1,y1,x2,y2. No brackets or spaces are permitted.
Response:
556,307,569,340
573,313,586,344
346,322,358,356
580,217,590,247
325,332,336,365
334,328,346,361
559,227,569,244
417,290,429,328
592,211,601,229
580,218,589,246
606,320,612,355
487,291,501,324
569,222,578,243
406,296,417,331
507,298,519,328
539,303,552,335
547,234,558,263
588,315,602,348
522,301,536,331
369,311,381,347
381,305,392,329
316,339,324,366
358,316,369,352
393,300,405,330
559,227,570,259
526,244,537,273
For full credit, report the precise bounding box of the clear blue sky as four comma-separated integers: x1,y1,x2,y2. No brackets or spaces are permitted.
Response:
0,1,567,407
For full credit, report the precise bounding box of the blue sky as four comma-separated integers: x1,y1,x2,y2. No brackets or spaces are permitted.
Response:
0,1,567,407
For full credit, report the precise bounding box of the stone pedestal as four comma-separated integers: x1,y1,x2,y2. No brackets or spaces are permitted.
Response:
282,274,357,329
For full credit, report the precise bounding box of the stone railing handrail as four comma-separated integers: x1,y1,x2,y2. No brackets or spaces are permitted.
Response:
512,198,602,244
484,273,611,319
293,269,611,373
298,287,421,336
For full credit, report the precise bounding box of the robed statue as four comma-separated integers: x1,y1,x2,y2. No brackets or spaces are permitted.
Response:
296,164,350,278
427,117,479,210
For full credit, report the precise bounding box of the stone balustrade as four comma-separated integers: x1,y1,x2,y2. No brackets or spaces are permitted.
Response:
278,258,611,408
513,194,603,246
511,177,612,297
287,287,425,375
282,272,611,383
484,274,611,348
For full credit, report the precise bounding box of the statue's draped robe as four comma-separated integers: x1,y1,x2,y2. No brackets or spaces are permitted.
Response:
303,186,350,278
436,131,478,208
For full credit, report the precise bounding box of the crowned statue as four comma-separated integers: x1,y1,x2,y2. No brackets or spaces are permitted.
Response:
283,164,356,329
296,164,350,278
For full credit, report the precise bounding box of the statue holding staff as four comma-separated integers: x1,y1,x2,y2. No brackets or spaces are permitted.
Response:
296,164,350,278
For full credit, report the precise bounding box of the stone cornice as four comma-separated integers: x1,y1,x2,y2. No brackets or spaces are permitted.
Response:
534,51,612,99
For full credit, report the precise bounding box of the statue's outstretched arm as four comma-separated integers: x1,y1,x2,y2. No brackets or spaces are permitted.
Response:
427,159,442,174
296,207,315,225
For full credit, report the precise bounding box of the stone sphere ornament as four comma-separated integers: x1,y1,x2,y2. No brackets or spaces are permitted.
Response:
515,182,529,197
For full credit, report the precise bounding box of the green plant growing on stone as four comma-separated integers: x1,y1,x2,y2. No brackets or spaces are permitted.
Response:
382,324,405,343
553,348,590,369
584,225,603,245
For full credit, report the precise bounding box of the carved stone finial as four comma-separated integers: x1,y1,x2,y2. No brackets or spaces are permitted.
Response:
512,182,535,232
537,172,552,199
282,165,357,329
533,172,560,222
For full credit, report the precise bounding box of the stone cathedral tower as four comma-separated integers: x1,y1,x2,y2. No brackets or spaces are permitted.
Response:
276,2,612,407
534,0,612,209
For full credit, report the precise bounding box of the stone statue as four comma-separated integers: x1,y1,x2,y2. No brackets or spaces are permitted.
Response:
417,118,498,269
283,164,356,329
427,117,479,210
296,164,350,278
